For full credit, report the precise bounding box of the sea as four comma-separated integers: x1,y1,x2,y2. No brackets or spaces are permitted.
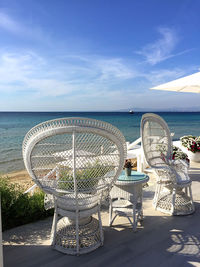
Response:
1,111,200,174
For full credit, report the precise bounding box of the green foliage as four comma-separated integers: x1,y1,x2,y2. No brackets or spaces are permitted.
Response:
58,161,113,191
0,177,53,231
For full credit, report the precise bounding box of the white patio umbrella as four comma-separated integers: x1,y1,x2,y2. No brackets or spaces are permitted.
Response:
151,71,200,163
151,71,200,93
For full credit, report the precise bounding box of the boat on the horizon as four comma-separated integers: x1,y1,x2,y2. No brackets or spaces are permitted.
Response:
129,110,134,114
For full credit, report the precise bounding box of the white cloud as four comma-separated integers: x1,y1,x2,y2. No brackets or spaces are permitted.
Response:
0,12,21,33
60,55,137,81
0,52,44,84
136,27,178,65
0,11,49,43
143,64,199,86
0,52,75,96
0,51,137,98
143,69,186,85
0,48,198,111
96,58,137,80
27,79,76,97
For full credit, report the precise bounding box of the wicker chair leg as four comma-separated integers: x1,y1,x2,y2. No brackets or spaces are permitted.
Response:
189,185,195,210
153,184,158,207
110,214,118,226
75,212,80,255
51,202,58,246
139,195,144,221
185,187,188,195
109,198,113,226
98,208,104,245
153,183,161,209
171,188,176,215
139,209,143,221
132,203,137,232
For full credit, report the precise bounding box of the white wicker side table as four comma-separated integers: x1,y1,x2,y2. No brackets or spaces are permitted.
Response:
109,171,149,231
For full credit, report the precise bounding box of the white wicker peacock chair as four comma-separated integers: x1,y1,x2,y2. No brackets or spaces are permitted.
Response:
141,113,194,215
23,117,126,255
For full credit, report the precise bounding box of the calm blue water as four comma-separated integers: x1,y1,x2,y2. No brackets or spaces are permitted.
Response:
1,111,200,174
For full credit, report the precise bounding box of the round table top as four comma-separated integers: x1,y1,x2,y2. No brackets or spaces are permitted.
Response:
116,170,149,185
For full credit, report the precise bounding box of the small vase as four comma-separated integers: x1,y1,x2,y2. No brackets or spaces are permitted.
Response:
125,168,131,176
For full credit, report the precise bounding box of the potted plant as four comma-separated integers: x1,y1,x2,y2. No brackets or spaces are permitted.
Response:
124,160,132,176
180,135,200,162
157,144,190,166
172,146,190,166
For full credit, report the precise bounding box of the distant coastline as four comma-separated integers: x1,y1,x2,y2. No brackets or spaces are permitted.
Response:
1,109,200,113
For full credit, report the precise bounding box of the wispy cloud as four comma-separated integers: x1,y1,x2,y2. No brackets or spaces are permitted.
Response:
0,12,21,34
143,64,199,86
136,27,179,65
0,50,197,98
28,79,77,97
0,10,49,43
96,58,137,80
143,68,186,85
61,55,138,81
0,51,137,98
0,47,198,111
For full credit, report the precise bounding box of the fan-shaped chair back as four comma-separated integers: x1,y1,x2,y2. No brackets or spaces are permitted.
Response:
141,113,172,169
23,117,126,211
141,113,194,216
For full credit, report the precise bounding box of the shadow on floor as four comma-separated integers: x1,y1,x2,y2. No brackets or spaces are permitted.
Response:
4,203,200,267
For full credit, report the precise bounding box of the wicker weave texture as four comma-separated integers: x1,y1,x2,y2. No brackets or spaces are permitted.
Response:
141,113,194,215
23,118,126,204
141,113,172,169
23,117,126,254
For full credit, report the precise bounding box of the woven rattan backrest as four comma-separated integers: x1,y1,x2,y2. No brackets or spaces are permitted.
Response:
141,113,172,169
23,117,126,199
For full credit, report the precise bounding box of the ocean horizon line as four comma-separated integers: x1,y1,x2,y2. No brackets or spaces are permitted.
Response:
1,110,200,113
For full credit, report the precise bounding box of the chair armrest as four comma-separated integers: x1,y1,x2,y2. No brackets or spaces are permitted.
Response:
127,137,141,150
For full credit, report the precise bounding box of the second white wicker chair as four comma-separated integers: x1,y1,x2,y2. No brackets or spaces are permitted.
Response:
141,113,194,215
23,117,126,255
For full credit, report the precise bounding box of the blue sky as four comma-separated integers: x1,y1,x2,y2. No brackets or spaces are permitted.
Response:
0,0,200,111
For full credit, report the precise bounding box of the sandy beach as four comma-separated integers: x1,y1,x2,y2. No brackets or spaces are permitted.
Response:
2,169,34,191
1,158,139,192
2,165,156,195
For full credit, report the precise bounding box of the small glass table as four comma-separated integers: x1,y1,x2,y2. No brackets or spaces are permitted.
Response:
109,170,149,231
